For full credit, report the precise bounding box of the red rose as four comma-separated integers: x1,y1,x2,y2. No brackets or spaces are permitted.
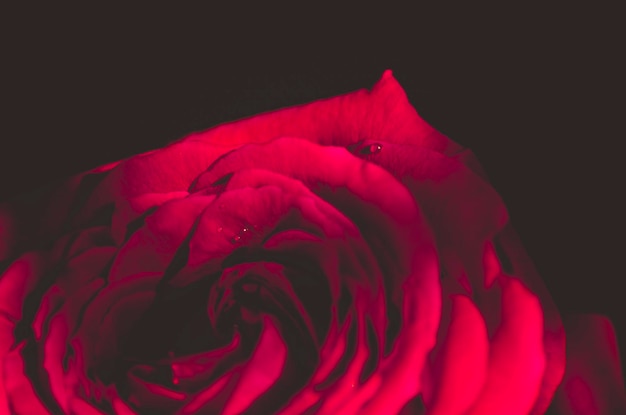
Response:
0,71,623,414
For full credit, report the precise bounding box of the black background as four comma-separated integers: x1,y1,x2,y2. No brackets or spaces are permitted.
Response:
1,4,624,378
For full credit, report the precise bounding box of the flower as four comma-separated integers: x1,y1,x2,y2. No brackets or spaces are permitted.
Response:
0,71,623,414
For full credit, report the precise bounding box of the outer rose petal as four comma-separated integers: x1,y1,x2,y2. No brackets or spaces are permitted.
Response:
551,314,626,414
349,139,566,414
494,225,566,414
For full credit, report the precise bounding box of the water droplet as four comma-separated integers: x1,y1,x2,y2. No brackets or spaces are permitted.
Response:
359,143,383,155
217,226,223,233
351,382,355,388
229,226,252,243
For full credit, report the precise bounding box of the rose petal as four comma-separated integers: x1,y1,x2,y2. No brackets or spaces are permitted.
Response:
66,226,114,259
360,140,565,413
178,374,232,415
221,316,287,414
551,314,626,414
111,395,139,415
43,313,72,412
72,71,455,223
0,316,15,414
125,370,187,413
2,345,50,414
424,294,489,415
494,225,566,414
61,246,117,293
110,191,189,245
108,195,213,282
0,252,47,322
73,273,161,371
466,277,546,415
192,137,439,327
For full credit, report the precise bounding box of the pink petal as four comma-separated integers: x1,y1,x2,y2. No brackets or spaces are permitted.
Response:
551,314,626,414
178,374,232,414
2,345,50,414
0,252,46,321
0,317,14,414
495,224,565,414
59,71,454,225
424,294,489,415
43,313,71,412
362,140,565,413
466,278,546,415
222,316,287,414
111,396,139,415
108,195,212,282
110,191,188,245
125,370,187,414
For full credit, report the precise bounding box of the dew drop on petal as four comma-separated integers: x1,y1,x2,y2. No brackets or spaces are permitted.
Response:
359,143,383,155
230,226,252,243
